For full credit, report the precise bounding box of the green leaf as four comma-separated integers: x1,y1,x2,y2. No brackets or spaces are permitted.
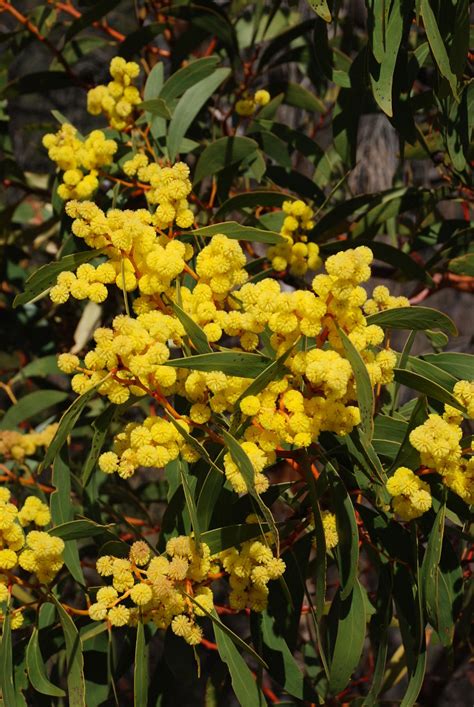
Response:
327,579,366,694
255,611,319,701
212,610,266,707
221,429,279,552
0,390,68,430
339,327,374,440
167,68,230,160
194,136,258,184
186,221,284,244
327,463,359,600
200,523,271,553
421,352,474,380
420,0,459,99
179,459,201,545
390,396,427,472
214,190,292,219
50,449,84,585
26,628,66,697
159,56,220,103
164,351,272,377
13,249,103,308
393,369,465,412
421,504,463,647
166,415,222,477
169,301,211,354
307,0,332,22
0,608,16,707
40,378,106,471
143,62,165,143
137,98,172,119
370,0,405,116
366,306,457,335
363,566,393,706
49,519,116,541
134,623,148,707
234,344,293,413
448,253,474,276
270,80,325,113
52,598,86,707
11,355,59,382
82,404,117,486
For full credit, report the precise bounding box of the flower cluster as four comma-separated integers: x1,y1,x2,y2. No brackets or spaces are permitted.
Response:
235,89,271,116
0,424,58,461
408,382,474,505
49,199,194,305
220,536,286,611
55,240,404,494
267,200,320,276
386,467,432,520
123,157,194,229
89,537,213,644
58,311,186,404
0,490,64,628
42,124,117,200
364,285,410,315
98,416,198,479
87,57,141,130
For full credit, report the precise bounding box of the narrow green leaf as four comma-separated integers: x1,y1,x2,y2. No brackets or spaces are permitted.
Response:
50,449,84,585
13,250,103,308
420,0,459,98
214,190,292,219
194,136,258,184
186,220,284,244
363,566,393,706
11,355,59,382
221,428,279,553
370,0,404,116
167,68,230,160
40,378,107,471
159,56,220,103
179,459,201,545
327,579,366,694
422,352,474,380
307,0,332,23
390,396,427,472
49,519,116,542
134,623,148,707
27,628,66,697
169,301,211,354
52,598,86,707
0,608,16,706
200,523,270,553
234,344,292,412
393,369,465,412
366,306,457,335
164,351,271,377
448,253,474,276
212,610,266,707
339,327,374,440
137,98,171,119
82,404,117,486
0,390,68,430
327,463,359,600
257,611,319,701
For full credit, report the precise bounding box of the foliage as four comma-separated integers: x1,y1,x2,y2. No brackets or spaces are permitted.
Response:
0,1,472,705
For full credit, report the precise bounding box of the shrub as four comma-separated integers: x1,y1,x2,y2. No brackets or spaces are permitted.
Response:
0,1,472,705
